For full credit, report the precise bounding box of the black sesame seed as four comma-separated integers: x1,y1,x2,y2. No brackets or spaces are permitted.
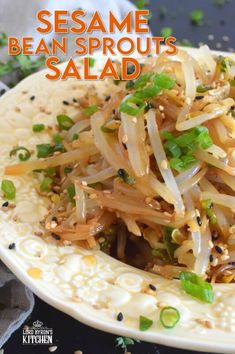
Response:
117,312,123,321
149,284,157,291
2,201,9,207
8,243,15,250
105,95,111,102
112,109,116,115
145,103,155,113
229,262,235,266
215,245,223,254
30,95,35,101
52,233,61,241
0,89,6,96
122,143,127,150
209,254,214,262
195,95,204,100
117,168,126,178
52,216,58,222
196,216,202,226
73,98,78,103
63,100,69,106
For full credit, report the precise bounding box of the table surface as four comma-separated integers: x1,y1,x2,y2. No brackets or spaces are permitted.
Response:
2,0,235,353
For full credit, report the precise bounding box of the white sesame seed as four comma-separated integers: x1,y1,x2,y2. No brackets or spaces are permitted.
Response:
145,197,152,204
159,105,164,112
63,240,72,246
208,240,214,249
161,160,168,170
89,193,97,199
161,112,166,119
50,221,57,229
49,347,58,353
81,180,88,186
132,117,137,123
211,258,218,267
221,254,230,261
208,34,214,41
215,42,222,49
229,225,235,234
185,97,192,105
122,134,128,144
222,35,230,42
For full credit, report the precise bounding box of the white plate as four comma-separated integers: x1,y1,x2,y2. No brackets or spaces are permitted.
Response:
0,47,235,353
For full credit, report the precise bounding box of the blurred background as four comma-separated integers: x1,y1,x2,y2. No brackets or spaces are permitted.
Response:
1,0,234,353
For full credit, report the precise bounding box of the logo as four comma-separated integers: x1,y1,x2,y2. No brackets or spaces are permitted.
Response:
23,320,53,345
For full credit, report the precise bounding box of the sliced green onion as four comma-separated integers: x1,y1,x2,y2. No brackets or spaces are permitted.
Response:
36,144,53,158
100,124,117,133
170,155,197,172
1,180,16,200
40,177,53,192
9,146,31,161
45,167,56,177
160,307,180,328
119,95,146,116
180,271,214,303
83,105,98,117
201,199,217,225
154,73,175,90
139,315,153,331
67,184,75,203
53,134,63,144
64,167,73,174
57,115,74,131
88,57,95,68
164,141,181,158
117,169,135,185
164,227,178,261
32,124,45,132
72,133,79,141
196,85,212,93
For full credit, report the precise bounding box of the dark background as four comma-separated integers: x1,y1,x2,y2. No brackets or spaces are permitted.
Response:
3,0,235,353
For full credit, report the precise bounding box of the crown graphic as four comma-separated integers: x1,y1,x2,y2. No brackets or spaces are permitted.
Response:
33,320,43,328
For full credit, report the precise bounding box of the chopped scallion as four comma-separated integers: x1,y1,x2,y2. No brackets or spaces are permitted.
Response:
32,124,45,132
1,180,16,200
57,115,74,131
139,315,153,331
160,307,180,328
180,271,214,303
9,146,31,161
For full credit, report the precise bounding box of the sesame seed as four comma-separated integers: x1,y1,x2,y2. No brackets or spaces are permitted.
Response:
30,95,35,101
185,97,192,105
117,312,124,321
215,245,223,254
63,240,72,246
89,193,97,199
221,254,230,261
8,243,15,250
48,346,58,352
195,95,204,100
50,221,57,229
132,117,137,123
196,216,202,226
210,254,214,262
208,240,214,249
105,95,111,102
145,197,152,204
161,160,168,170
208,34,214,41
73,98,78,103
52,233,61,241
81,180,88,186
2,201,9,207
122,134,128,144
149,284,157,291
62,100,69,106
159,105,164,112
229,225,235,234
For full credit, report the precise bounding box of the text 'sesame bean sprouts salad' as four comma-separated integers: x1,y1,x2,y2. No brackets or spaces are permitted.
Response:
3,46,235,293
